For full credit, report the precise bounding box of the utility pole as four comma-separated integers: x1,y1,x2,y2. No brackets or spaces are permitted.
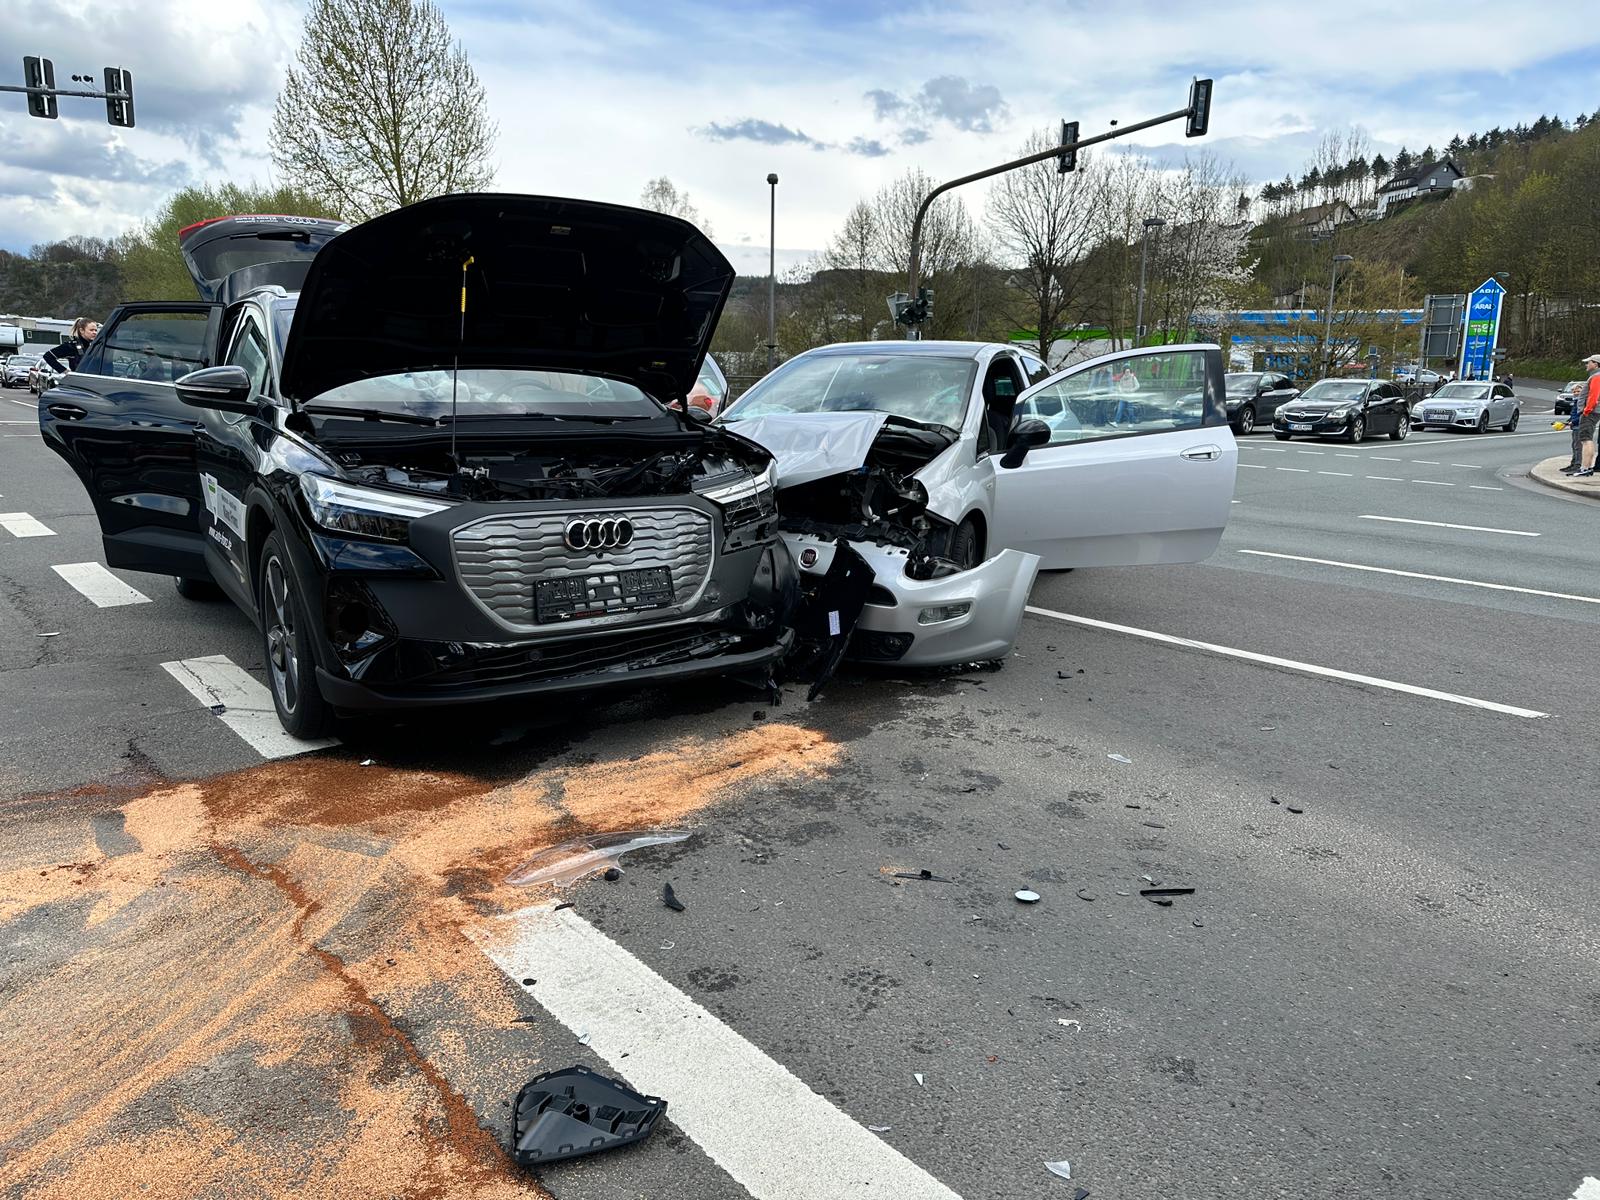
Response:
1323,254,1352,376
765,173,778,374
1135,217,1165,347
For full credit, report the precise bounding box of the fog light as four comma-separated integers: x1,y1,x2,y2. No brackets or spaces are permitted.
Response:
917,602,971,625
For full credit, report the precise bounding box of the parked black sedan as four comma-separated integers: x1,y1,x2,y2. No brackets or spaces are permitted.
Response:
1223,371,1299,435
1271,378,1410,442
39,196,795,738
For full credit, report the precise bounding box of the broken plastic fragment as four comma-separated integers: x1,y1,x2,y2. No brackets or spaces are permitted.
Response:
1015,889,1041,904
603,867,622,882
1045,1160,1072,1180
1142,822,1166,830
359,758,375,766
209,703,226,715
1259,725,1276,731
507,829,690,887
1287,805,1304,814
661,882,686,912
1106,753,1132,764
511,1065,666,1166
868,1124,892,1132
577,1029,590,1046
891,868,951,882
1140,887,1196,898
37,632,59,638
1057,1019,1081,1031
1075,1189,1090,1200
1076,889,1095,902
913,1073,924,1086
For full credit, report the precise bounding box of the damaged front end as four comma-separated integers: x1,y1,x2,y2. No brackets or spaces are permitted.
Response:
730,413,1040,679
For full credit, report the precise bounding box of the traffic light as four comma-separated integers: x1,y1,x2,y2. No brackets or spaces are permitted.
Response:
1186,77,1213,138
23,56,57,119
103,67,133,127
1057,120,1079,174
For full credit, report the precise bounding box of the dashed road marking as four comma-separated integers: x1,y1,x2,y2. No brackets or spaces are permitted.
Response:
160,655,337,759
1333,453,1360,458
1238,550,1600,607
1359,515,1539,537
1317,471,1353,477
473,905,965,1200
1371,455,1403,461
1413,480,1454,487
0,512,54,538
1367,476,1403,481
1295,450,1324,455
1469,485,1504,491
1275,467,1310,473
1024,606,1550,720
52,562,151,607
1258,447,1287,452
1239,463,1267,469
1411,459,1441,465
1447,463,1482,469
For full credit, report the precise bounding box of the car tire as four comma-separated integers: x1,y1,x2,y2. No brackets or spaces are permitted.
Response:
1234,405,1257,436
173,575,223,601
257,532,336,739
1274,432,1291,441
1390,413,1409,441
1476,412,1489,434
1347,416,1366,443
948,519,982,570
1506,409,1520,432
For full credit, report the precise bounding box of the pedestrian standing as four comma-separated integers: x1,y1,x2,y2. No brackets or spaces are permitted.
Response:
40,317,100,377
1565,354,1600,477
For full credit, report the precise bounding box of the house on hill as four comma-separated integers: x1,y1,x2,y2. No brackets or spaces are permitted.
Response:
1374,159,1464,218
1288,200,1359,241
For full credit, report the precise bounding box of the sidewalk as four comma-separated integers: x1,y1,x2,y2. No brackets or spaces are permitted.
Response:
1530,454,1600,499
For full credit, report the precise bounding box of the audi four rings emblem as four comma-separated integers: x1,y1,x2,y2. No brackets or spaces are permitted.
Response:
564,517,635,551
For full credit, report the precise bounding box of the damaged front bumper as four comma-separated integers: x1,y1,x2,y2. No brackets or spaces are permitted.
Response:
783,532,1039,667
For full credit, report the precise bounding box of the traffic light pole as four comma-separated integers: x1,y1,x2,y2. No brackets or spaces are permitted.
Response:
900,80,1212,339
5,59,134,126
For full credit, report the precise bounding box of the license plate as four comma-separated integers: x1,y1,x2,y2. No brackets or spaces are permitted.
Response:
535,566,674,622
1289,423,1313,431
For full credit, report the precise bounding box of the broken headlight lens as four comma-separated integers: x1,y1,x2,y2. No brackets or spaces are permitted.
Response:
298,474,452,543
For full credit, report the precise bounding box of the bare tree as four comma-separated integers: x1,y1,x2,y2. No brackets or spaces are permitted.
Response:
270,0,496,221
866,168,987,339
639,177,713,236
987,127,1103,363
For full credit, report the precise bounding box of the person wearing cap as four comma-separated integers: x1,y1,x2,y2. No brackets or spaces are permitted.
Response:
1566,354,1600,477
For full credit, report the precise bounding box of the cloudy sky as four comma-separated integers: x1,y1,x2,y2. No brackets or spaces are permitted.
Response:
2,0,1596,273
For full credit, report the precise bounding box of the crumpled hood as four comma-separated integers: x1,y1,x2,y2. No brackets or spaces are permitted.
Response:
721,412,888,487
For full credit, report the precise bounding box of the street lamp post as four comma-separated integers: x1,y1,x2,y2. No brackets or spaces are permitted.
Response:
1135,216,1165,347
765,173,779,374
1323,254,1353,377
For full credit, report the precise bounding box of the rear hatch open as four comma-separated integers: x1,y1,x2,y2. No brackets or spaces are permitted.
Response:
178,214,349,304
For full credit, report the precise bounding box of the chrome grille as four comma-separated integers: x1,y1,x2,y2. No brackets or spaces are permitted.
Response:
451,507,714,633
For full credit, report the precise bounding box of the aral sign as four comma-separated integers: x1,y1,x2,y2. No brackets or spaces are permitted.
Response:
1458,278,1505,381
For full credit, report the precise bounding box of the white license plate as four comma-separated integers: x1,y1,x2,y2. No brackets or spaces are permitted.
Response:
1289,423,1313,431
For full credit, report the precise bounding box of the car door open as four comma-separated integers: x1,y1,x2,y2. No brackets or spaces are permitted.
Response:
39,302,220,577
987,344,1237,569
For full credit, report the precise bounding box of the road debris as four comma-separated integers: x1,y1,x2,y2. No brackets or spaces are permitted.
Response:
869,1124,892,1132
37,631,59,638
662,882,686,912
1076,1189,1090,1200
891,868,952,882
1259,725,1276,731
603,867,622,881
1142,821,1166,830
914,1073,925,1086
1076,888,1095,902
1045,1160,1072,1180
1107,753,1133,764
1057,1019,1081,1031
1287,804,1304,814
359,758,375,766
1015,889,1041,904
511,1065,666,1166
1193,919,1205,928
507,829,691,887
577,1029,591,1045
659,941,675,950
1141,887,1196,899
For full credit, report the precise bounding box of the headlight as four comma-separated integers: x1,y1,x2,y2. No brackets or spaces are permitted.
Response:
298,475,452,543
697,462,776,515
1327,407,1351,419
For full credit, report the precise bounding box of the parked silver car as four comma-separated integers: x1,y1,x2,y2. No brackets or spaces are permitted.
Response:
1410,381,1520,433
2,354,38,387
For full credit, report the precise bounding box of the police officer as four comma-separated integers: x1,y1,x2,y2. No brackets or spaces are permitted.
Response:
41,317,100,376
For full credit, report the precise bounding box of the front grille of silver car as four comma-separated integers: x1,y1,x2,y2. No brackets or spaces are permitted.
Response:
451,507,714,633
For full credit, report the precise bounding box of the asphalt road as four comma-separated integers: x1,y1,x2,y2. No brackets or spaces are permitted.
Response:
1,382,1597,1200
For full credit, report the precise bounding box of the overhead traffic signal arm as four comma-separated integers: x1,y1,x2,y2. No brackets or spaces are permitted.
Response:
6,57,134,125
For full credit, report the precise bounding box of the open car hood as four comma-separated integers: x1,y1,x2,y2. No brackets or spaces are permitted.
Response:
178,214,349,304
277,193,734,404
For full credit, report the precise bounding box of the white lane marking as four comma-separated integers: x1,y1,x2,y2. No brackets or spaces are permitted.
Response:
1239,463,1267,469
159,655,337,758
1334,453,1360,458
51,562,150,607
1231,500,1241,504
1360,515,1539,537
1569,1178,1600,1200
0,512,54,538
1295,450,1324,455
1238,549,1600,607
473,905,964,1200
1411,459,1441,464
1258,447,1287,452
1317,471,1354,477
0,419,34,424
1413,480,1454,487
1024,606,1549,720
1370,455,1403,461
1275,467,1310,473
1447,463,1482,469
1469,485,1504,491
1367,475,1403,481
1408,429,1561,446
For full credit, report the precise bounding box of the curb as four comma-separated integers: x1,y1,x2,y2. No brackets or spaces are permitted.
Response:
1529,455,1600,499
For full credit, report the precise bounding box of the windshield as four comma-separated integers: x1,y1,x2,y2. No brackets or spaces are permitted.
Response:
308,369,664,418
1225,373,1260,392
1300,381,1368,401
1433,383,1493,400
721,352,975,429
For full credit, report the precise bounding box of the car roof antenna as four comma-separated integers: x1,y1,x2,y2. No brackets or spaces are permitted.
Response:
450,255,475,472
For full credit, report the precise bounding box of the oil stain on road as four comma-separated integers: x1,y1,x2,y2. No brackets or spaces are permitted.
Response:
0,723,839,1199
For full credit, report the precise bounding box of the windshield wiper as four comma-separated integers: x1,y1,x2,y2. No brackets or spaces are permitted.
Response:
300,404,444,427
879,413,959,436
450,412,655,424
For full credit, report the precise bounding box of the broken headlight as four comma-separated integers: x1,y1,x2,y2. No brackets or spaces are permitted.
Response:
298,474,453,543
697,463,776,530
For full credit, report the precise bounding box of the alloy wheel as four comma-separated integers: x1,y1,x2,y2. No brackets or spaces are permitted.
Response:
263,554,300,715
1238,406,1256,435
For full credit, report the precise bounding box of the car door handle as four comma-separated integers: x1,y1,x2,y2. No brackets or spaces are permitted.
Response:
1180,445,1222,461
47,403,87,421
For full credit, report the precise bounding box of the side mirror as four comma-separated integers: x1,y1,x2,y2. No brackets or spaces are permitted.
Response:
1000,417,1050,469
176,365,255,414
682,402,713,425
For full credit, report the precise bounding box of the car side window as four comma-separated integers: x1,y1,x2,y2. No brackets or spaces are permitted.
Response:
1020,355,1051,386
977,355,1025,454
100,312,211,383
1024,348,1211,445
226,315,271,398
